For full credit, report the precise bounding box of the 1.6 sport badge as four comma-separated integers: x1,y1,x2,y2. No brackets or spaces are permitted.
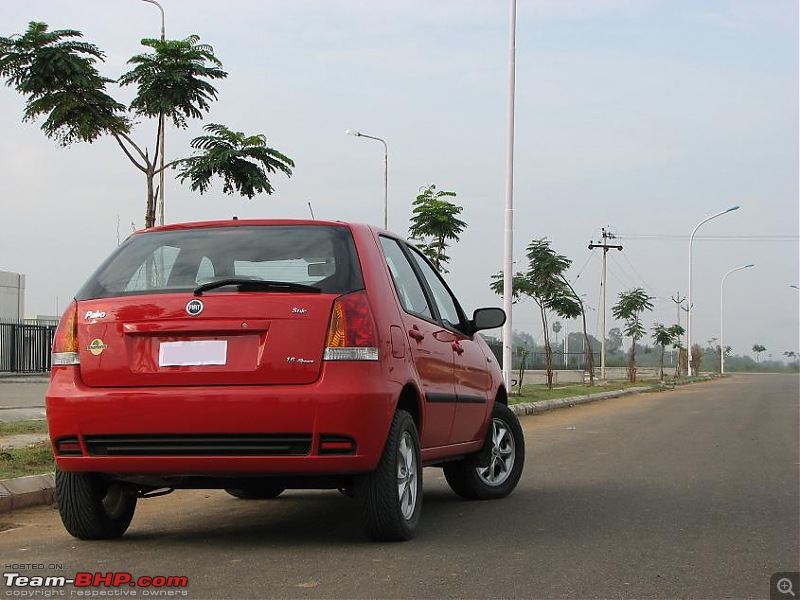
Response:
186,299,204,316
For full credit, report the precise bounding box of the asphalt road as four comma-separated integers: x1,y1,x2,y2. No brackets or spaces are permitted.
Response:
1,374,797,599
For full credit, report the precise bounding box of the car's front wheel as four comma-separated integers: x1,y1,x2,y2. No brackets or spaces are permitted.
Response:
355,410,421,541
443,402,525,500
55,469,137,540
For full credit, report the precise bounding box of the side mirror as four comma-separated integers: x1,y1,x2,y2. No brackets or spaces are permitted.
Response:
472,307,506,331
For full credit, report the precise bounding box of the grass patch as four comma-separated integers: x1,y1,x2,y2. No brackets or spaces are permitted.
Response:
509,380,657,404
0,443,55,479
0,420,48,437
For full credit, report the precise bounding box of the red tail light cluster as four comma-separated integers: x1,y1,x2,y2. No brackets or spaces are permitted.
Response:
323,291,379,361
51,301,80,366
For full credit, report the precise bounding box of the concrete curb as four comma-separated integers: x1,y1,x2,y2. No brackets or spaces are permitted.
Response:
0,376,718,514
0,474,55,513
509,386,652,416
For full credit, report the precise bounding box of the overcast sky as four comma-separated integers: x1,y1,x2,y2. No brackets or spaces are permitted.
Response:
1,0,797,360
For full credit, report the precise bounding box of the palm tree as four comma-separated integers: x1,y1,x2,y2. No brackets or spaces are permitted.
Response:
176,123,294,199
752,344,766,363
612,288,654,382
408,185,467,272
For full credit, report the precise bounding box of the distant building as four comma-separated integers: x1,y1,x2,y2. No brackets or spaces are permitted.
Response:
0,270,25,321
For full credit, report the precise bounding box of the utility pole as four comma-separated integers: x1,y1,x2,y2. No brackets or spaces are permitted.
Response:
671,292,687,374
588,228,623,380
670,292,686,327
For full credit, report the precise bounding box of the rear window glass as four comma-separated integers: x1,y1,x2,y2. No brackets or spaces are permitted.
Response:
76,225,363,299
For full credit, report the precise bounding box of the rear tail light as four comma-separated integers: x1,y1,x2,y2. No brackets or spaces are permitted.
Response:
51,301,80,366
323,291,379,361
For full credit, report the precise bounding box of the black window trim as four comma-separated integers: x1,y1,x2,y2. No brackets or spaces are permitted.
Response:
379,234,473,338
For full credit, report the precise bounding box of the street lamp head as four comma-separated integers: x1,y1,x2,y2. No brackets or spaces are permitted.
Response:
345,129,361,137
744,263,755,268
726,205,740,213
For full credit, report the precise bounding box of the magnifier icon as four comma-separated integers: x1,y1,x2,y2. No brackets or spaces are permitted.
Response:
778,578,796,597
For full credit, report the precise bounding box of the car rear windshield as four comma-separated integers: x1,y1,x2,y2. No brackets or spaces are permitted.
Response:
76,225,364,299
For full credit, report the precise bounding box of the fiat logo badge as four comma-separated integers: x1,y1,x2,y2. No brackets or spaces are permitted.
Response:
186,299,204,316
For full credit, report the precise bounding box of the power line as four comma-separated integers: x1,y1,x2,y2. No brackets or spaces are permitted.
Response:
617,234,797,242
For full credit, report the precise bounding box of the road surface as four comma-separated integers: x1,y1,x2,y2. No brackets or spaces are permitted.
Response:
1,374,797,599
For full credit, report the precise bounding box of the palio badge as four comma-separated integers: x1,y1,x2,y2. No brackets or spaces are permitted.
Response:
88,339,107,356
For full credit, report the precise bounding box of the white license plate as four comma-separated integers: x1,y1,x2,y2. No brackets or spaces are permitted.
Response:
158,340,228,367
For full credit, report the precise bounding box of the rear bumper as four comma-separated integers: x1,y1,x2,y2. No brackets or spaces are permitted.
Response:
46,364,398,478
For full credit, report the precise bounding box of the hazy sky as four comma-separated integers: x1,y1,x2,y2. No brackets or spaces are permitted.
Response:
1,0,797,360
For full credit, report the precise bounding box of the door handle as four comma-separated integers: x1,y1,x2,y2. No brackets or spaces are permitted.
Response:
408,327,425,341
452,342,464,355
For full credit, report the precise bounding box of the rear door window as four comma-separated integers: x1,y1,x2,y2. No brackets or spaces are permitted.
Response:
407,248,467,334
379,237,434,320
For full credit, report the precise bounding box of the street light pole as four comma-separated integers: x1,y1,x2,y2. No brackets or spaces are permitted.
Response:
141,0,166,226
346,130,388,229
501,0,517,390
719,263,754,375
687,205,740,375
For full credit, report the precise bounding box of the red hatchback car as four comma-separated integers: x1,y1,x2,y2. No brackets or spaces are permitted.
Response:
46,220,524,541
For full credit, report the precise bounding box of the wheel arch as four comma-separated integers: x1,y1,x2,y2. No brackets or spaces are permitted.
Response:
395,383,422,433
495,385,509,407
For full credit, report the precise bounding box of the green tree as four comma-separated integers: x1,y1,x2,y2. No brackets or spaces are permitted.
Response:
0,22,293,228
177,124,294,197
652,323,684,380
752,344,766,363
606,327,624,355
490,238,582,389
668,324,686,377
408,184,467,272
612,288,654,382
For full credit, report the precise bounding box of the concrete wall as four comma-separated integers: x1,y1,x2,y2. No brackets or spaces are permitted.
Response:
0,271,25,321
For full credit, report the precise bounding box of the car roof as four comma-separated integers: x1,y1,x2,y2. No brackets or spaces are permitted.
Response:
138,218,378,233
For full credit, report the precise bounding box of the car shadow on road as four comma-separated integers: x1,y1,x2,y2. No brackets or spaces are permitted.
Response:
117,479,538,546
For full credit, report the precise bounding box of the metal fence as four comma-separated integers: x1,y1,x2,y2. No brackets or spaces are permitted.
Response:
485,341,599,371
0,319,58,373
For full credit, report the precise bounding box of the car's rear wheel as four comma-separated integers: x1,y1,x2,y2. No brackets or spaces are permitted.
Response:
224,484,285,500
355,410,421,541
55,468,137,540
443,402,525,500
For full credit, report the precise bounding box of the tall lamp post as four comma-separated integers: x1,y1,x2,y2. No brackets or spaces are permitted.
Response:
346,130,388,229
141,0,166,226
687,205,740,375
720,263,754,374
501,0,517,390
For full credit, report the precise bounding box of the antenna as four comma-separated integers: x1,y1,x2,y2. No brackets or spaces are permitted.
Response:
308,202,316,219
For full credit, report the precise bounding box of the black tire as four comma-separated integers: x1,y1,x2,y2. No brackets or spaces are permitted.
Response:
55,468,137,540
224,485,285,500
443,402,525,500
355,410,421,541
